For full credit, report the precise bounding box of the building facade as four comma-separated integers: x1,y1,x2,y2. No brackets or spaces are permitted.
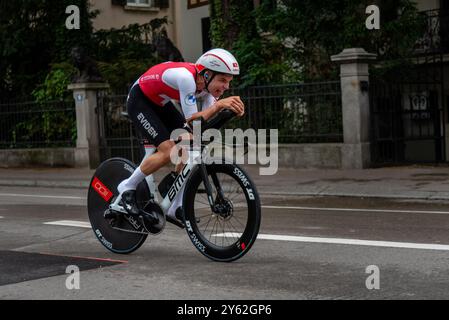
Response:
89,0,211,62
88,0,449,167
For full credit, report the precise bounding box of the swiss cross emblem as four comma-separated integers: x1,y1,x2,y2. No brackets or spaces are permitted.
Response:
233,63,239,68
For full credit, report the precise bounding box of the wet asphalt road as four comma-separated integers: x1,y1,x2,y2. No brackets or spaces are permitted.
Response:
0,185,449,300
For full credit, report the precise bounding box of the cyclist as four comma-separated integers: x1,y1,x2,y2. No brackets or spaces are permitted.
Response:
117,48,245,222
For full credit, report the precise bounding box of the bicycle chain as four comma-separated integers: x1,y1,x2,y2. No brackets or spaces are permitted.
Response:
108,215,150,235
110,225,149,235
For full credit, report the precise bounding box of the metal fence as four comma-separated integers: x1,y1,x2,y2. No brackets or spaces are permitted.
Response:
370,65,446,165
0,99,76,149
97,92,142,163
227,82,342,143
97,81,343,162
368,8,449,165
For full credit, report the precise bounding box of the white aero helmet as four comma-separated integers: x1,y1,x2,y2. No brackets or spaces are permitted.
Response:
195,48,240,76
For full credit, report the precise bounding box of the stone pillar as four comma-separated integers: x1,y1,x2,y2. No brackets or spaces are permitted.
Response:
331,48,377,169
67,83,109,169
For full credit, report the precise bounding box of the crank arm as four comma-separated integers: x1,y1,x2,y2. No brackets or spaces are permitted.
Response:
109,195,127,214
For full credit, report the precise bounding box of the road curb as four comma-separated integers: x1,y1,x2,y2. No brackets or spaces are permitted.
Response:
258,191,449,201
2,179,449,201
0,179,89,189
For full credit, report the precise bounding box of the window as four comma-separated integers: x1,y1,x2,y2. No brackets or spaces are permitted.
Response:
127,0,152,7
440,0,449,52
124,0,169,9
188,0,209,10
201,17,212,52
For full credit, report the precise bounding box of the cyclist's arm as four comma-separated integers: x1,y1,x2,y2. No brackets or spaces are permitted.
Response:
188,104,221,123
188,96,244,124
173,69,200,120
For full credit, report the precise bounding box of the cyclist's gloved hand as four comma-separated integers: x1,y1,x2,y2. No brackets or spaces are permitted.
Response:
215,96,245,117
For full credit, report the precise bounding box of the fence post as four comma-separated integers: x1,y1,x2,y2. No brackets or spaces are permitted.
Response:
331,48,377,169
67,82,109,169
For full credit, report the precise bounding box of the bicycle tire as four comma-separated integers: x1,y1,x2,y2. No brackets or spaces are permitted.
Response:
183,163,261,262
87,157,150,254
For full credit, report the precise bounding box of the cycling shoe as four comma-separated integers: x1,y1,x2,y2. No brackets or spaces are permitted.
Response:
120,190,140,216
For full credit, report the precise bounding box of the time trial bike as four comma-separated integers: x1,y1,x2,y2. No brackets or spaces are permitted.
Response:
87,110,261,262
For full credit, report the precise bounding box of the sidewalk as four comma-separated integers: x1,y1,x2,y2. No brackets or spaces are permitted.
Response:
0,165,448,200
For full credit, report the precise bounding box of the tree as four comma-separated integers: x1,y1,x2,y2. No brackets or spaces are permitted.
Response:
209,0,425,83
210,0,295,86
0,1,177,97
0,0,96,99
256,0,424,81
92,18,172,93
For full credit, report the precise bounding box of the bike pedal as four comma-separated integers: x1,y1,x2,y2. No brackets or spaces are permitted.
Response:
103,209,118,220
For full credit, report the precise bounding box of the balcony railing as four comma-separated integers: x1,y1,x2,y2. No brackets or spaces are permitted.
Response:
415,9,449,55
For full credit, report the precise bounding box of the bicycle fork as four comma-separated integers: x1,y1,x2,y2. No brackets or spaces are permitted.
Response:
198,162,227,214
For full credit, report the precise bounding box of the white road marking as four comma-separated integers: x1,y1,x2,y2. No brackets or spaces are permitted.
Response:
214,233,449,251
0,192,447,216
44,220,91,228
0,216,4,219
43,219,449,251
262,205,449,215
0,193,85,200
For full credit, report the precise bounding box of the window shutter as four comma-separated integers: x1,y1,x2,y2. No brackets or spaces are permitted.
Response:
154,0,169,9
111,0,126,6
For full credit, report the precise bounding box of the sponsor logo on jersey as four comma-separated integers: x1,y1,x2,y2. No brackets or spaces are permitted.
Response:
137,113,159,139
185,93,197,106
141,74,160,81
